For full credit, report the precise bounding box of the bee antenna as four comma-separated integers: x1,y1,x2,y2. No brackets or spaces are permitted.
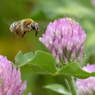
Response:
39,25,44,33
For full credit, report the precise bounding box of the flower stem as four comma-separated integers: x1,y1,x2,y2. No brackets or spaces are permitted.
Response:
65,75,78,95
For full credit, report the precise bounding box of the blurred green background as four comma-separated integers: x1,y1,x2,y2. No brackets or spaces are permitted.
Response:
0,0,95,94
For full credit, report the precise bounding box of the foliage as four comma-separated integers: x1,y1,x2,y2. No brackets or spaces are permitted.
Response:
15,50,95,79
44,84,71,95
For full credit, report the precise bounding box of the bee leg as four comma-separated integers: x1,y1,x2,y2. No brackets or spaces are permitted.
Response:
22,31,27,38
35,31,38,37
15,31,19,35
15,26,20,37
14,31,19,37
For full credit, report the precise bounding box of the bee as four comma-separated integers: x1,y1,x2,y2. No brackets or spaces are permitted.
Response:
10,18,41,38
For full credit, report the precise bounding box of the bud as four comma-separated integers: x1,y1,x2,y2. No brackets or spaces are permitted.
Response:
76,64,95,95
39,17,86,64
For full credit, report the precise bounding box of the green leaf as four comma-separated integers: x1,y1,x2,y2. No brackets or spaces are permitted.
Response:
17,50,57,74
20,63,50,74
44,84,71,95
15,51,34,67
30,50,57,74
58,62,94,79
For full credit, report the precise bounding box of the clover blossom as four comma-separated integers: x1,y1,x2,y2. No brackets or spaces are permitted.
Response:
91,0,95,6
76,64,95,95
0,55,31,95
39,17,86,63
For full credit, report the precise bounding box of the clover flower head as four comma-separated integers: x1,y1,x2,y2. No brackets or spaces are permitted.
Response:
0,55,31,95
76,64,95,95
39,17,86,63
91,0,95,6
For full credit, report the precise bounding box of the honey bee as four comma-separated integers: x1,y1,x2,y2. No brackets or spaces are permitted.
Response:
10,18,41,38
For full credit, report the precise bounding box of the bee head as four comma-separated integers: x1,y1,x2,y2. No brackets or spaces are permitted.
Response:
31,22,44,37
31,22,39,31
31,22,40,36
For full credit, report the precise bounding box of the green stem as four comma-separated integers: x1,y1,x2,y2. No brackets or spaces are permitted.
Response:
65,75,78,95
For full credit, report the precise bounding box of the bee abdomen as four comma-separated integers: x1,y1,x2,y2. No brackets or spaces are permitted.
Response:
10,21,20,32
